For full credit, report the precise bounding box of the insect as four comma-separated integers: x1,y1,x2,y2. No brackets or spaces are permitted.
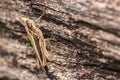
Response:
19,13,49,72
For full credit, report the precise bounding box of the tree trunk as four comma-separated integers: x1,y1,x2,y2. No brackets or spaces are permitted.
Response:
0,0,120,80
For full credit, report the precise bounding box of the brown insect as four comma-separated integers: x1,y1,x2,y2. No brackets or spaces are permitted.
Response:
19,13,49,72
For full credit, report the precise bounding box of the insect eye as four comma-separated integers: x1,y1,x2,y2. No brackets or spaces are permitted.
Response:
26,20,30,26
26,20,29,24
26,20,33,29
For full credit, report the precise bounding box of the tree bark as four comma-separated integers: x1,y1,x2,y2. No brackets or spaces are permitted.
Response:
0,0,120,80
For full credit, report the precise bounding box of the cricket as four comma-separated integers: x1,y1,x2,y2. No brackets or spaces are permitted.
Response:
19,13,49,72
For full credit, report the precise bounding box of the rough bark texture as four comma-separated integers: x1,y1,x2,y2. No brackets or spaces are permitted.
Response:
0,0,120,80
